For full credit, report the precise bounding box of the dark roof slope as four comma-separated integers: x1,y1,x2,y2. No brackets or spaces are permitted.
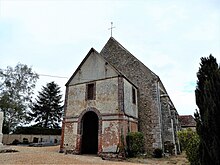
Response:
179,115,196,127
100,37,158,87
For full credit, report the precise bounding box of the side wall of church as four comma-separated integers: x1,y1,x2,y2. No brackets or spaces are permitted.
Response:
160,96,174,144
100,38,163,152
137,81,162,151
160,95,181,154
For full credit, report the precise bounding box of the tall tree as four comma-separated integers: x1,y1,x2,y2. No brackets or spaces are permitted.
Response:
195,54,220,165
0,63,39,133
30,81,63,128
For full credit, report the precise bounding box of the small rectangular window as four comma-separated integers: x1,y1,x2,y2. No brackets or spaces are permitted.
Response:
132,87,136,104
87,83,95,100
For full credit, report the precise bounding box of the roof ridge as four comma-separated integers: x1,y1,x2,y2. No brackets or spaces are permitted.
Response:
100,37,158,78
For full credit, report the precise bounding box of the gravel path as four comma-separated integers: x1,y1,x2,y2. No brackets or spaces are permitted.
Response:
0,145,138,164
0,145,188,164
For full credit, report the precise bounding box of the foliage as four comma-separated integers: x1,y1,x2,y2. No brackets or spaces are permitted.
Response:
185,132,200,165
29,81,63,128
153,148,163,158
0,63,38,133
195,54,220,165
126,132,144,157
13,126,61,135
178,129,200,165
177,128,195,151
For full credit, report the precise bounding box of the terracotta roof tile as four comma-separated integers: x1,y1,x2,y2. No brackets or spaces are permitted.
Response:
179,115,196,127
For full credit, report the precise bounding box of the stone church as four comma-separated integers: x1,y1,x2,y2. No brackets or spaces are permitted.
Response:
60,37,180,156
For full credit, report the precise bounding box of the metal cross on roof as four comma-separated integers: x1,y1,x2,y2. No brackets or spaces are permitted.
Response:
108,22,115,37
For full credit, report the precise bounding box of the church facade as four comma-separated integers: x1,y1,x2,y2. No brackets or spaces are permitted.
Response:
60,37,180,155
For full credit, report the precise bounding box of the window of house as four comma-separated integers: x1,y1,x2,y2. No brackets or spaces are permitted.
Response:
87,83,95,100
132,87,136,104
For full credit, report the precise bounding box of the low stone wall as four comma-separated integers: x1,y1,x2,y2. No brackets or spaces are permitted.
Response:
3,134,61,145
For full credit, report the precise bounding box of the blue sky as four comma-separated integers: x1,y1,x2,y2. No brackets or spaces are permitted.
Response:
0,0,220,115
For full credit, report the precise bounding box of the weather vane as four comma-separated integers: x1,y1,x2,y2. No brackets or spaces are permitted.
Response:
108,22,115,37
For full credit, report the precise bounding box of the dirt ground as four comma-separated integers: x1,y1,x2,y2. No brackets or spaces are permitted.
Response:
0,145,189,165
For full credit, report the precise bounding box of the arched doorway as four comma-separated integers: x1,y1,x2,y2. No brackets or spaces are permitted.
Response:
81,111,99,154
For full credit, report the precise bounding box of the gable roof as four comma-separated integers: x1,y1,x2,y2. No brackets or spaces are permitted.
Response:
179,115,196,127
99,37,178,112
66,47,136,87
66,48,97,86
100,37,159,87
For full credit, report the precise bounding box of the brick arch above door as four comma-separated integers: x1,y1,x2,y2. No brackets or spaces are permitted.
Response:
77,107,102,138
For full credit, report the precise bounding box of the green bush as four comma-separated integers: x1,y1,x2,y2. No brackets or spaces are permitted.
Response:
177,128,194,151
153,148,163,158
185,133,200,165
178,129,200,165
126,132,144,157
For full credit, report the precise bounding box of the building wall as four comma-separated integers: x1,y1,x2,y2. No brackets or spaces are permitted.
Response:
3,134,61,145
124,79,138,118
0,112,3,146
160,92,181,154
63,121,78,151
101,120,120,152
161,96,173,144
63,74,138,154
66,78,119,118
171,109,181,154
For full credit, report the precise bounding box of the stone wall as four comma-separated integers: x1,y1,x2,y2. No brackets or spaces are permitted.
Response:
123,78,138,118
160,96,173,144
100,37,162,152
160,93,181,154
2,134,61,145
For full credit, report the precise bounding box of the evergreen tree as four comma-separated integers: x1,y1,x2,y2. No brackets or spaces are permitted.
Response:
30,81,63,128
195,54,220,165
